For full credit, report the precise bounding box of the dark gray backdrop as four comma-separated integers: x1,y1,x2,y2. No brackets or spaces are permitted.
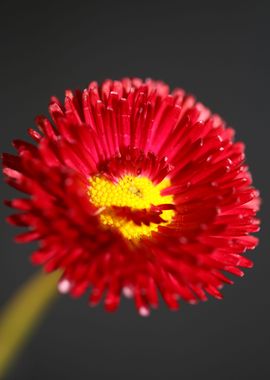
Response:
0,1,269,379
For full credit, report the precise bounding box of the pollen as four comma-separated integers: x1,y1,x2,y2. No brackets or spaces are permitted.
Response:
88,175,175,240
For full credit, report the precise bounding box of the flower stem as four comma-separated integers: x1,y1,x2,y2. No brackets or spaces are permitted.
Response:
0,270,60,379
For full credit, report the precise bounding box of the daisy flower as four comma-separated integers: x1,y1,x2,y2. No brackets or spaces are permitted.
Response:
3,78,260,315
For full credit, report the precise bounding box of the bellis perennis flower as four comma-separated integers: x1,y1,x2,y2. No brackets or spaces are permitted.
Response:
3,78,260,316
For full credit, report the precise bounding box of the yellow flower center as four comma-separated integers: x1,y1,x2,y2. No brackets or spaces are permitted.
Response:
88,175,175,241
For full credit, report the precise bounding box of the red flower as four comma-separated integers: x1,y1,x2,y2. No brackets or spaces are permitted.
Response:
3,78,260,315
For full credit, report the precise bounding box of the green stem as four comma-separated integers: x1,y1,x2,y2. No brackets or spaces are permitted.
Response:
0,270,60,379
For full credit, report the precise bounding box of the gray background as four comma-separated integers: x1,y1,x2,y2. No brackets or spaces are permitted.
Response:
0,1,269,379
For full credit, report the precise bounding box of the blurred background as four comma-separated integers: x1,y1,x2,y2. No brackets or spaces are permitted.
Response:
0,1,269,379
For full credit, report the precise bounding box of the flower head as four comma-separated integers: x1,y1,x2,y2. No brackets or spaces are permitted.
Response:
3,78,260,315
